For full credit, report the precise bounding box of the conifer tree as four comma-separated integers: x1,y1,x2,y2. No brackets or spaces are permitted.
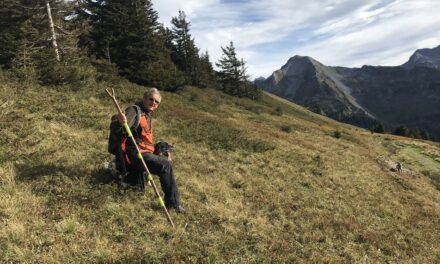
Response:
410,127,421,139
372,122,385,133
0,0,34,68
216,41,242,96
170,10,200,85
38,0,95,85
0,0,94,85
239,58,261,98
159,26,174,55
198,50,216,88
421,130,431,140
80,0,183,88
11,19,40,81
393,125,410,137
216,41,259,98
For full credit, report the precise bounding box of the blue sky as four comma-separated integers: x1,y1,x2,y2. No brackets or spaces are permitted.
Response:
154,0,440,78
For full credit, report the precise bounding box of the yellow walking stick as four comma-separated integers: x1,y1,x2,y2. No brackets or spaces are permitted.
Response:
106,88,175,228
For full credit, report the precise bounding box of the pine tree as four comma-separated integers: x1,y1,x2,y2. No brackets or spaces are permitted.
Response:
170,10,200,86
0,0,34,68
393,125,410,137
410,127,421,139
159,26,174,55
0,0,18,67
0,0,93,85
216,41,242,96
239,58,261,99
372,122,385,133
10,19,40,82
80,0,183,88
198,50,216,88
421,130,431,140
215,41,259,99
239,58,250,97
36,0,96,85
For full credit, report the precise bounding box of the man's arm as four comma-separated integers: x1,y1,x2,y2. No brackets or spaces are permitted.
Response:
118,112,127,125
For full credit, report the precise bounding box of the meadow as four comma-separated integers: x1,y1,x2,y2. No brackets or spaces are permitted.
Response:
0,77,439,263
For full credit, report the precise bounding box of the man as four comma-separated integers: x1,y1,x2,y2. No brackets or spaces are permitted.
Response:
118,88,185,213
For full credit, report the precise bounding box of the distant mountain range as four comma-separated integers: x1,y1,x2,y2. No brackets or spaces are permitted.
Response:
256,45,440,140
403,45,440,69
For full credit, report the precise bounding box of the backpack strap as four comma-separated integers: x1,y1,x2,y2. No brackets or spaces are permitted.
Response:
125,105,141,130
120,104,146,156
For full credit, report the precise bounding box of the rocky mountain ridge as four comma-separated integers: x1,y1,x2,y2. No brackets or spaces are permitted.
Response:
256,45,440,139
403,45,440,69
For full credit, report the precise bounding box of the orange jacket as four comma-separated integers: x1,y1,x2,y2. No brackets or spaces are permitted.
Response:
137,112,155,153
121,105,155,162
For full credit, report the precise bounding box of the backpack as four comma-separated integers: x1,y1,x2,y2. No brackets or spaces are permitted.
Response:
108,105,142,155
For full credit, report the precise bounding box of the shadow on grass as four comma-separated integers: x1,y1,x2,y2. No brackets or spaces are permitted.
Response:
15,163,87,181
15,162,116,186
422,170,440,191
90,167,117,185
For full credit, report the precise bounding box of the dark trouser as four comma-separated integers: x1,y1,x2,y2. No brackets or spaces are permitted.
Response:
126,147,180,209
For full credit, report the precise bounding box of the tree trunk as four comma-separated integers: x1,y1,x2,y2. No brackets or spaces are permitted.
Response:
46,0,60,61
106,41,111,63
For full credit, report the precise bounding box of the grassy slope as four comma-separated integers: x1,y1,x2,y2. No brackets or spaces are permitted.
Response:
0,79,439,263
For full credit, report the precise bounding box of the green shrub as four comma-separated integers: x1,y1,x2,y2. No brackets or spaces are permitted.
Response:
189,93,198,101
0,68,9,83
280,125,292,133
91,59,121,84
167,118,274,153
333,130,342,139
10,63,38,85
38,62,97,88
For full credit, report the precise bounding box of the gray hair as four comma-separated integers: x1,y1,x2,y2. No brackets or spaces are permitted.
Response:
143,87,161,102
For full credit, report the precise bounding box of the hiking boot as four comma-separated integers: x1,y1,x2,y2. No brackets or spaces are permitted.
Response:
167,205,186,214
117,180,130,189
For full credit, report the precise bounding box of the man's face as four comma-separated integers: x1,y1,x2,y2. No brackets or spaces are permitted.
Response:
143,92,161,112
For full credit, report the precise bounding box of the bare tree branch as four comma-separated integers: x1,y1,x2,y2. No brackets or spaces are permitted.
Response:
54,25,75,35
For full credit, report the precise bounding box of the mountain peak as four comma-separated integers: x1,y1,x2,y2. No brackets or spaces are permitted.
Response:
263,55,323,88
258,46,440,140
283,55,321,68
254,76,266,81
402,45,440,69
278,55,324,75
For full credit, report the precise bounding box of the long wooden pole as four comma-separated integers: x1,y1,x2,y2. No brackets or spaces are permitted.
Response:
106,88,175,227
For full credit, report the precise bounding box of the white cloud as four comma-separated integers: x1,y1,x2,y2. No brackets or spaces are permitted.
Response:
154,0,440,78
153,0,218,25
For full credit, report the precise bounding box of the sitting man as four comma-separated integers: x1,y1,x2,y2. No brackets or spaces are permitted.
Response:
118,88,185,213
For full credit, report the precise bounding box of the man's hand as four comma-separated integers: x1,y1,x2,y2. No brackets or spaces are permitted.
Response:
118,113,127,125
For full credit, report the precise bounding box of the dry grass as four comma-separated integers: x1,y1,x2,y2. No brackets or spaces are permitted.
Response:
0,82,439,263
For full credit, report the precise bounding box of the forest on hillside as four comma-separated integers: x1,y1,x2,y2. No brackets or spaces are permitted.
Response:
0,0,261,98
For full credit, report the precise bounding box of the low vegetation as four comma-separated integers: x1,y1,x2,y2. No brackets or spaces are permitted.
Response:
1,79,439,263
